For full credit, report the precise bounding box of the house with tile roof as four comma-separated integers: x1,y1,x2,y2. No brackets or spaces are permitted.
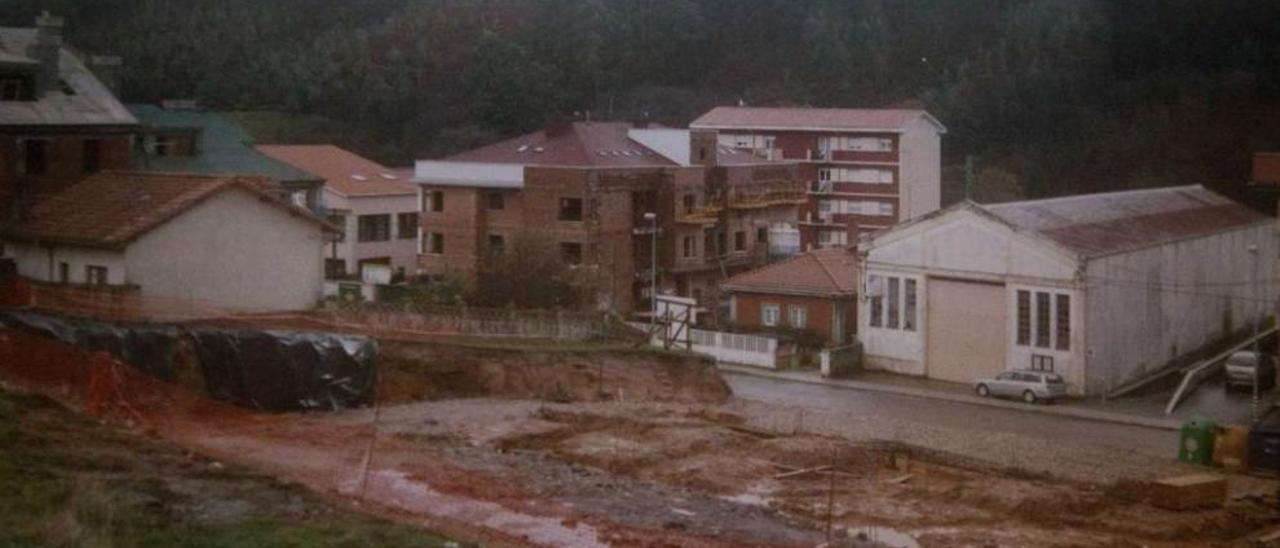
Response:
0,171,333,312
721,247,858,346
257,144,418,279
1,12,138,217
857,185,1277,397
690,106,945,251
413,119,807,316
127,102,327,214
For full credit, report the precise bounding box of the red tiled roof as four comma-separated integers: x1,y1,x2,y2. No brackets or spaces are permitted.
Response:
3,171,330,250
690,106,944,133
722,247,858,297
983,185,1270,258
256,145,415,197
1252,152,1280,186
443,122,677,167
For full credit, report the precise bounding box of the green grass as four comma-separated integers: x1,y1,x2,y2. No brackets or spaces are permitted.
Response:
0,390,463,548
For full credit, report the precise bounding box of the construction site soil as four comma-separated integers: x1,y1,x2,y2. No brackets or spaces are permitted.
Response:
3,324,1280,547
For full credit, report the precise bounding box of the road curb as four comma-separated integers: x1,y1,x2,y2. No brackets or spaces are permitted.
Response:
718,364,1181,431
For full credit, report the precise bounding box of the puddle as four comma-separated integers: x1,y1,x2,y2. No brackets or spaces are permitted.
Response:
847,526,921,548
721,492,770,507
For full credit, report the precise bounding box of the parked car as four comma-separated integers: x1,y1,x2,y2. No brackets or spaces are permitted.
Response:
1224,351,1276,392
975,370,1067,404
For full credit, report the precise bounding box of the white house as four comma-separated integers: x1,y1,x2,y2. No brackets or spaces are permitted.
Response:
257,145,418,279
0,171,332,311
857,185,1277,396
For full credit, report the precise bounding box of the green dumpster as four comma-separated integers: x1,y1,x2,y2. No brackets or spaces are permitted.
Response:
1178,415,1216,465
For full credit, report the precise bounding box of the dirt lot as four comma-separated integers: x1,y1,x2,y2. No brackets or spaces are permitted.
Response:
0,389,462,547
4,324,1280,547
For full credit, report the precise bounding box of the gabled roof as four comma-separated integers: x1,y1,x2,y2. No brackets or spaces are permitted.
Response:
722,247,858,298
443,121,677,168
690,106,945,134
127,105,322,185
2,171,332,250
0,27,136,127
983,185,1269,258
256,145,414,198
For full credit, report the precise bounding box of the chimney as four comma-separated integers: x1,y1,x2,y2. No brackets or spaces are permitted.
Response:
690,129,718,167
26,11,64,97
88,55,123,94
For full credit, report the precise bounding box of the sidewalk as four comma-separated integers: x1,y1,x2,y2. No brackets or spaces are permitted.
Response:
718,363,1184,431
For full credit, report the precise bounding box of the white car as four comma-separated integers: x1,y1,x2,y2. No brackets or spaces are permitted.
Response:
975,370,1067,404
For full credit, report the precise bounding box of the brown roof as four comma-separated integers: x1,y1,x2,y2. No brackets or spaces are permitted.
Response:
255,145,414,197
722,247,858,297
1252,152,1280,186
3,171,331,250
444,121,677,168
983,185,1270,258
690,106,945,133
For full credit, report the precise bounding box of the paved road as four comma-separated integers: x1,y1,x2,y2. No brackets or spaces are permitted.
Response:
724,371,1178,459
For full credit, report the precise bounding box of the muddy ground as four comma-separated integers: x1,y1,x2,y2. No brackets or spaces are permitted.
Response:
0,389,463,547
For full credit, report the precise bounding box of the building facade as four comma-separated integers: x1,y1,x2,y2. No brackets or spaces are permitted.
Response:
1,12,136,217
414,121,806,316
0,172,331,312
689,106,945,250
857,185,1277,396
722,247,858,346
257,145,418,279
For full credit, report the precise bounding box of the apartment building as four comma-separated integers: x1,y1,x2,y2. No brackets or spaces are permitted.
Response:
690,106,945,250
413,120,806,316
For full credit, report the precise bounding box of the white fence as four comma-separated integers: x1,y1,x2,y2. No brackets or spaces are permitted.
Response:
690,328,779,369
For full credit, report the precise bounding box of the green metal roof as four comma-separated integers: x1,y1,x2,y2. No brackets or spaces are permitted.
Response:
126,104,321,185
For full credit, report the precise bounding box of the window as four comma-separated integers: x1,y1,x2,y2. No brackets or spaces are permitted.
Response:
357,214,391,242
486,192,504,210
682,194,695,214
153,135,173,157
1031,355,1055,372
734,231,746,252
0,75,32,101
397,212,418,240
903,279,917,331
424,190,444,212
488,234,505,255
424,232,444,254
716,231,727,255
85,265,108,286
868,275,883,327
82,139,102,173
1055,294,1071,351
1016,290,1031,345
559,242,583,265
682,236,695,258
324,259,346,279
558,197,583,221
887,277,900,329
57,262,69,284
789,305,808,329
1035,292,1051,348
20,139,47,175
757,227,768,244
327,214,346,242
762,304,780,327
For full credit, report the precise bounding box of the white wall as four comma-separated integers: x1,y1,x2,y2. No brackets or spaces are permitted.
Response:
859,268,926,375
897,117,942,220
1083,222,1280,395
4,241,127,285
125,188,325,311
325,190,420,276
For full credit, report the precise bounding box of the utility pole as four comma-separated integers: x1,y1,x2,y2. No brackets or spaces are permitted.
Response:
644,212,658,338
1249,244,1261,423
963,154,975,201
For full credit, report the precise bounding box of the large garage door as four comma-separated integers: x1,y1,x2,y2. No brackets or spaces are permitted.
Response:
926,277,1008,384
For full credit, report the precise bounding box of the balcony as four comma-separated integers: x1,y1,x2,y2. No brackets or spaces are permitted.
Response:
810,181,832,194
728,190,807,210
675,204,723,225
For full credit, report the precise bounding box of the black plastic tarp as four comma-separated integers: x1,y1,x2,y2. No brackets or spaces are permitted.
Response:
0,310,179,380
187,327,376,411
0,310,377,411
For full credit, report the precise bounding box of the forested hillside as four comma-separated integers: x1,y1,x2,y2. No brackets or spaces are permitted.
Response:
4,0,1280,202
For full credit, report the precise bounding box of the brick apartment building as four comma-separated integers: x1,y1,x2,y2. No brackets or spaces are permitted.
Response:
689,106,945,250
721,246,858,347
413,120,807,316
1,12,136,218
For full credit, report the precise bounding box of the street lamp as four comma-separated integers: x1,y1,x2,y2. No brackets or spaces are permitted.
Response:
1248,243,1261,423
643,212,658,333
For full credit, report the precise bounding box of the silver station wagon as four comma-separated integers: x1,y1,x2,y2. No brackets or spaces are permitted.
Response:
974,370,1067,404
